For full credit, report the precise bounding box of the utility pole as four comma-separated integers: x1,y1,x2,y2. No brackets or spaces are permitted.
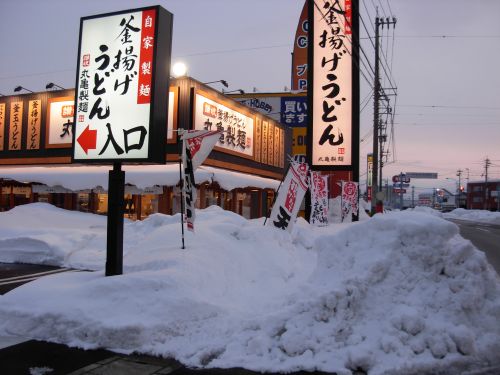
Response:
484,158,491,210
371,13,396,215
371,16,381,215
456,169,462,208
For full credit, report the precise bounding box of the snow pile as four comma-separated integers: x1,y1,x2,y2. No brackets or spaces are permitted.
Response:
0,203,108,267
444,208,500,225
411,206,444,218
0,204,499,374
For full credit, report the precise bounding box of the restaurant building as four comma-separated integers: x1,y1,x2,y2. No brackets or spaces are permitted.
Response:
0,77,291,220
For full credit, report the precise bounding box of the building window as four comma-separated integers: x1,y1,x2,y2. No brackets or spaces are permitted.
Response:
473,186,482,192
473,196,483,203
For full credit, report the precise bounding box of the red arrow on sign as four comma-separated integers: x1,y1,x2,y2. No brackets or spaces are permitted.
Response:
77,125,97,154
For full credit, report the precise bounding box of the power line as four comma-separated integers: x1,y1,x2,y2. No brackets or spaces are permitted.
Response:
398,104,500,111
396,35,500,39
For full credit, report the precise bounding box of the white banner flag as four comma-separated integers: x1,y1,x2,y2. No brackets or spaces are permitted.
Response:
267,161,309,232
341,181,359,221
181,130,221,232
310,172,329,226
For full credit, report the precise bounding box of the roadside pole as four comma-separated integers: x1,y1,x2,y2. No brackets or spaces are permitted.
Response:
399,172,404,209
105,163,125,276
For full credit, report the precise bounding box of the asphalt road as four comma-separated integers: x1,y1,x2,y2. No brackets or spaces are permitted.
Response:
448,219,500,275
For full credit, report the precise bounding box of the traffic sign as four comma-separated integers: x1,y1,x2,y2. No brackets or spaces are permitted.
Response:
393,183,410,188
392,174,410,183
406,172,438,179
393,188,407,194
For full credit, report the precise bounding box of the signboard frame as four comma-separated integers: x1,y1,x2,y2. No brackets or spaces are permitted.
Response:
72,5,173,164
46,96,74,149
193,88,256,161
306,0,359,173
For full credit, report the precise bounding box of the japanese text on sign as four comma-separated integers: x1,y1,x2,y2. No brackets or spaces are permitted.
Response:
9,101,23,150
27,100,41,150
194,93,254,158
74,9,157,160
312,0,352,167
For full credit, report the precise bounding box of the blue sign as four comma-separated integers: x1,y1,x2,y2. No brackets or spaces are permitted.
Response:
280,96,307,127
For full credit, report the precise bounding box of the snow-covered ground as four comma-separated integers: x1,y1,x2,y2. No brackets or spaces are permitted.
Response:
444,208,500,225
0,203,499,374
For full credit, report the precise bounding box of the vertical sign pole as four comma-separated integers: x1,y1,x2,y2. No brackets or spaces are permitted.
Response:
305,0,314,222
178,132,185,249
105,162,125,276
178,157,186,250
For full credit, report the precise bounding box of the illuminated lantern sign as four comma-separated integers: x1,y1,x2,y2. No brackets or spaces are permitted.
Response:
308,0,357,169
73,6,173,163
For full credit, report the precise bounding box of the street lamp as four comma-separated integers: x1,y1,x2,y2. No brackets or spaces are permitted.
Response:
203,80,228,88
14,86,34,94
222,89,245,94
46,82,65,90
171,62,187,77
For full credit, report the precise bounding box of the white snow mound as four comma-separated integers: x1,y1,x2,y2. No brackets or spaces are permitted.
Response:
0,204,499,374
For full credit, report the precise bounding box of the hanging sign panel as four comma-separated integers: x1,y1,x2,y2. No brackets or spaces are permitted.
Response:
309,0,354,169
193,91,254,159
72,6,173,164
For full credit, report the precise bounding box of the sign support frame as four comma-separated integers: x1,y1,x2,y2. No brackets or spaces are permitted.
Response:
105,162,125,276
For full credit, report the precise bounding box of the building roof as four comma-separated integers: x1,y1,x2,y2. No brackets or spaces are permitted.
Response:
0,164,280,192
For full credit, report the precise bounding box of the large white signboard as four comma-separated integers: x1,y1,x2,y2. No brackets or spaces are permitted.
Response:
194,92,254,158
73,7,172,163
311,0,353,167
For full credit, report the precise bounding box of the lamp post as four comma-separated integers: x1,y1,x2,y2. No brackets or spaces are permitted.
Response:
14,86,34,94
171,62,187,78
222,89,245,95
202,80,228,88
46,82,65,90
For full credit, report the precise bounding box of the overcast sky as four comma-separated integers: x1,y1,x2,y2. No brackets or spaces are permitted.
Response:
1,0,499,194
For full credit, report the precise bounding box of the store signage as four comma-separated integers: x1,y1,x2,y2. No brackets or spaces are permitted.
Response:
194,91,254,159
310,171,329,226
27,100,42,150
73,6,173,163
392,174,410,183
292,1,309,91
367,153,373,201
233,95,307,127
268,161,309,232
341,180,358,220
46,96,74,148
9,101,23,151
281,96,307,127
310,0,354,168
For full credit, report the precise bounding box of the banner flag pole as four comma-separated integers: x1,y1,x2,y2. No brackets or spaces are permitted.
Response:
178,131,185,249
264,155,293,226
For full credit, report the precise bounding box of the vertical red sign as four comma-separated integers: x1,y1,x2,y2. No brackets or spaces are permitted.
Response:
345,0,353,35
137,9,156,104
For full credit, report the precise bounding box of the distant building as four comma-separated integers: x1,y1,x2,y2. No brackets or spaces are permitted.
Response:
417,188,456,211
467,180,500,211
